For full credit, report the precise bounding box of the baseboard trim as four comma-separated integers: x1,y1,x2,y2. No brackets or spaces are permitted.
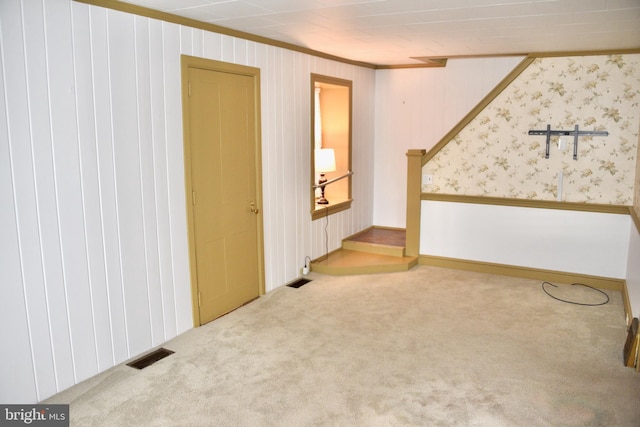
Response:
419,254,631,323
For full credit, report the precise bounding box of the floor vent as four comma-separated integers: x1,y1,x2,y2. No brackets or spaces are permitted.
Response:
127,348,174,370
287,278,312,288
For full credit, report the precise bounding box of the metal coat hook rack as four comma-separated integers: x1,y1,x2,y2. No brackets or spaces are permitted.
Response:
528,124,608,160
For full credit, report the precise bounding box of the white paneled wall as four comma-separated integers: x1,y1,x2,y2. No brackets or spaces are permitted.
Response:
0,0,375,403
373,57,524,227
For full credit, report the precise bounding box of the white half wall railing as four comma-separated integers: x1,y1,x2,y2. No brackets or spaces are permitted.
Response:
420,200,630,280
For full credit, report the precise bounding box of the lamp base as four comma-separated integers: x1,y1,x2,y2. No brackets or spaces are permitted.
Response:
317,173,328,205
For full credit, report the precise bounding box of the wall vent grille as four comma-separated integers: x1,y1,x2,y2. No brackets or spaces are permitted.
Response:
287,278,312,288
127,348,174,370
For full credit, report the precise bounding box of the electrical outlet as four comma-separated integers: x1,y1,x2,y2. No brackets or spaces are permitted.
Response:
423,174,434,185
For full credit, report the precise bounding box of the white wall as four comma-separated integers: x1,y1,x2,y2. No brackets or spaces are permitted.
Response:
626,223,640,319
372,57,523,228
421,201,631,279
0,0,375,403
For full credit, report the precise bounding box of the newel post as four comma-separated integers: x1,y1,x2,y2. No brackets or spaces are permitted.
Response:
405,149,426,257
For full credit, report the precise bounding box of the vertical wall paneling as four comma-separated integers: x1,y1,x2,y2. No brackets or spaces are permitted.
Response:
0,112,37,401
260,46,279,289
295,52,311,271
6,0,60,401
161,20,191,335
221,34,234,63
0,0,38,403
90,5,129,365
134,15,165,348
275,46,285,282
273,46,285,283
107,10,152,358
46,0,99,384
192,28,203,58
71,1,113,374
179,25,191,57
202,30,222,61
234,37,248,66
149,18,175,342
263,45,275,283
282,49,296,278
24,0,78,396
262,45,278,286
246,40,256,68
2,0,376,402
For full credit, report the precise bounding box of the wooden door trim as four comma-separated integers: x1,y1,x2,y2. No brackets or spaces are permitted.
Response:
181,55,265,327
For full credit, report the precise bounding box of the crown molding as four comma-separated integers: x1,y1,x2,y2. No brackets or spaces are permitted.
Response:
73,0,377,69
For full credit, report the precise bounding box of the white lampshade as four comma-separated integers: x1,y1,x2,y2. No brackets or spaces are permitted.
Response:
315,148,336,173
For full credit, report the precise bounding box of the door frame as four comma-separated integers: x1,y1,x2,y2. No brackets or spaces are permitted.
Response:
180,55,265,327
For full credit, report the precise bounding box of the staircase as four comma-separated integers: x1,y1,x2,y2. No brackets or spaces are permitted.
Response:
310,226,418,275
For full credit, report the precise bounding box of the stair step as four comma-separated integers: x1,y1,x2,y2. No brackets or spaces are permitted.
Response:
310,249,418,276
342,226,407,257
342,240,405,257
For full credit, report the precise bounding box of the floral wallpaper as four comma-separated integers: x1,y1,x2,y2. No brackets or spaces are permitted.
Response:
423,54,640,205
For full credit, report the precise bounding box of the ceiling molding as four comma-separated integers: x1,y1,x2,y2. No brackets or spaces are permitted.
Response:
414,53,527,60
378,58,448,69
410,57,448,66
528,48,640,58
73,0,377,69
377,62,447,70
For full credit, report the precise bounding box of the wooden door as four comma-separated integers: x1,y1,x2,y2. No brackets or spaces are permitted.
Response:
182,57,264,325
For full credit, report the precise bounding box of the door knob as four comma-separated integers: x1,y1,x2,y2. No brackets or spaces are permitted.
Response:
250,202,259,214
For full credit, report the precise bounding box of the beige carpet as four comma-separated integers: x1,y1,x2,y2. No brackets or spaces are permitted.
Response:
45,266,640,426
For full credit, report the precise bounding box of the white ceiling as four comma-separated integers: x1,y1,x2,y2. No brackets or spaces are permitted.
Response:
118,0,640,65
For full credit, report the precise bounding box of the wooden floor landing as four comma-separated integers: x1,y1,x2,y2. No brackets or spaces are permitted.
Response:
311,226,417,276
